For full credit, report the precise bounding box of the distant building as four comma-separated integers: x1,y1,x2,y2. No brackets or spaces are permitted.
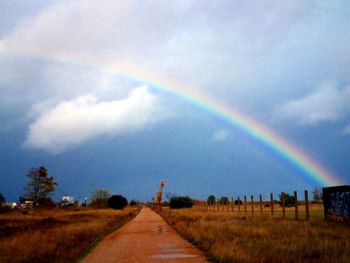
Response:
20,200,34,209
61,196,74,206
6,202,18,209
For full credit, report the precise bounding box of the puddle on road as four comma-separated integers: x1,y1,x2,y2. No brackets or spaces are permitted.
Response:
151,253,198,259
152,243,198,260
152,225,169,234
160,244,176,248
161,248,185,253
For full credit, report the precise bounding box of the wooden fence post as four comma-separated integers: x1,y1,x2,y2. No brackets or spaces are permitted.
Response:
259,194,263,215
281,192,285,218
251,195,254,214
294,191,299,220
238,196,241,213
232,197,235,212
270,193,274,216
244,195,247,214
226,198,229,212
305,190,309,221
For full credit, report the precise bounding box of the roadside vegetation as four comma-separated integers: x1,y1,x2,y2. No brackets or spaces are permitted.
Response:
0,165,138,262
0,207,140,263
160,205,350,263
169,195,193,209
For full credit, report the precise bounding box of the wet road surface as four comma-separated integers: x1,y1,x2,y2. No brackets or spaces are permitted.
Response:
81,207,208,263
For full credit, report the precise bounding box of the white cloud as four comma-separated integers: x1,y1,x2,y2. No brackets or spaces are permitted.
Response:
275,83,350,125
25,86,168,153
212,129,228,141
344,124,350,135
1,0,350,135
0,0,194,109
2,0,339,92
0,0,191,63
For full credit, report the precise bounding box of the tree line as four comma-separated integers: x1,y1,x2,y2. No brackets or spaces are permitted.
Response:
0,165,324,209
0,166,130,210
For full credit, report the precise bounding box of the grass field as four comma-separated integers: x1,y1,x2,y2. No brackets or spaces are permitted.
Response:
160,204,350,263
0,207,140,263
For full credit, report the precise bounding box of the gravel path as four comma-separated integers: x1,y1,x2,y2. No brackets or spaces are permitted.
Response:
81,207,208,263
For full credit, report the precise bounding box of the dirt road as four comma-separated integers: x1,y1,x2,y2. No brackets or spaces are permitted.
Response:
81,207,208,263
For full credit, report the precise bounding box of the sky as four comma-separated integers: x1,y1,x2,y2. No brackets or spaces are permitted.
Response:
1,0,350,203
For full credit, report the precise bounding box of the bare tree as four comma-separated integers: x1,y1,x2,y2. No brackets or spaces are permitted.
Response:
90,188,112,207
312,188,323,201
25,166,57,205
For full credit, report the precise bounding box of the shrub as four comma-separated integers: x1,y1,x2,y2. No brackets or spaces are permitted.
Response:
279,192,295,207
129,200,138,206
219,196,229,205
108,195,128,209
37,197,56,207
207,195,216,205
169,196,193,209
0,193,5,204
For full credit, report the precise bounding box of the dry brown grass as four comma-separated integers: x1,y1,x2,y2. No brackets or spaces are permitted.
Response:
0,207,140,263
161,206,350,263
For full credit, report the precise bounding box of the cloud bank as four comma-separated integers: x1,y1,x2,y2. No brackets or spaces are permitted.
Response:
276,83,350,126
25,86,167,153
3,0,349,105
0,0,349,151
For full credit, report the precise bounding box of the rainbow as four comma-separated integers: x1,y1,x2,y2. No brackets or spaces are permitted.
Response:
106,62,341,186
0,48,342,186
